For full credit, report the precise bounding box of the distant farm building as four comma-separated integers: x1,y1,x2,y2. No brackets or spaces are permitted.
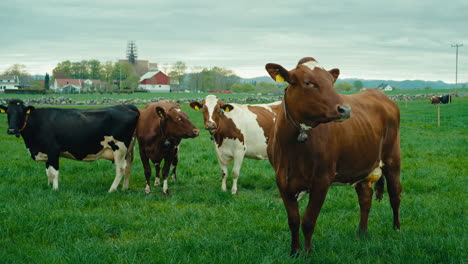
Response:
377,83,394,91
119,59,158,77
54,79,104,93
139,71,170,92
0,75,19,92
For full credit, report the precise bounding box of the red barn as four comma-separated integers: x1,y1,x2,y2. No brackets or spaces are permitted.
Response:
139,71,170,92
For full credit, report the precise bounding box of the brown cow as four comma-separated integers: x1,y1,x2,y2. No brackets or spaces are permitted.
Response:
430,96,441,104
265,57,401,256
136,101,199,195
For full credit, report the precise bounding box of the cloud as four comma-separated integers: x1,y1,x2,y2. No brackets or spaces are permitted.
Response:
0,0,466,82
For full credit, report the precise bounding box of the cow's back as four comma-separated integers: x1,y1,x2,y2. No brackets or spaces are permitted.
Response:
223,102,279,159
27,105,139,159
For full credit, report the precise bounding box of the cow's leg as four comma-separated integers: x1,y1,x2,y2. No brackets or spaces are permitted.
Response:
218,160,229,192
280,191,301,256
383,158,402,230
122,138,136,191
108,147,127,193
154,163,161,187
171,150,178,182
355,180,373,234
45,154,60,190
382,134,402,230
302,180,330,255
230,154,245,195
161,158,172,196
140,149,152,194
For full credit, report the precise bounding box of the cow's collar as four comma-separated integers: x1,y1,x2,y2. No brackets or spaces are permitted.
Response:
283,87,311,143
18,114,30,134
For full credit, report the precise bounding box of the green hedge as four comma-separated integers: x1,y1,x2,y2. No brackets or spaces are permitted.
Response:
4,89,46,94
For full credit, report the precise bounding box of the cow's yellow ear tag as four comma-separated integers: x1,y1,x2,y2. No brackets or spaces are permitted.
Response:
275,74,285,83
0,109,5,113
225,108,230,112
194,105,199,110
26,109,31,114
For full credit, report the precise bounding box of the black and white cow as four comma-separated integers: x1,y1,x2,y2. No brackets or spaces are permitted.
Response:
0,99,139,192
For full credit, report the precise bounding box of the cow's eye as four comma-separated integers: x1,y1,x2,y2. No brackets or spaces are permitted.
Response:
304,82,313,86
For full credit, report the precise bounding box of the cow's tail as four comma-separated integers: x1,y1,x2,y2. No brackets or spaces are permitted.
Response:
374,176,385,201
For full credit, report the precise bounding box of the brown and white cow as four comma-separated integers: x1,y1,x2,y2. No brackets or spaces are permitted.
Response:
190,95,281,194
265,57,401,256
136,101,199,195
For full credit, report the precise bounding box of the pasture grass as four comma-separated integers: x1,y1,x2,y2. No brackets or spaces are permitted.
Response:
0,96,466,263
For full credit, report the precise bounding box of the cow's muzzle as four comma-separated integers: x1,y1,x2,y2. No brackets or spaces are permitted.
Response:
7,128,20,137
205,122,217,132
336,105,351,122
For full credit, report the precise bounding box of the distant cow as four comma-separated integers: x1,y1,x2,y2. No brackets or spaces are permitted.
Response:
136,101,199,195
0,99,139,192
265,57,401,255
430,96,440,104
190,95,280,194
431,94,452,104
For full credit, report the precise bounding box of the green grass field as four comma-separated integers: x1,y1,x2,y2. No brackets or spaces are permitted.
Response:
0,94,466,263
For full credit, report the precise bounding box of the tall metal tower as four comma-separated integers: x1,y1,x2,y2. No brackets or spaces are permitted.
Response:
127,41,138,64
451,43,463,96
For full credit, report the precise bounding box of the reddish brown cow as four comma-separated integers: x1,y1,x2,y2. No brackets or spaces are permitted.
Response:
136,101,199,195
266,57,401,256
430,96,441,104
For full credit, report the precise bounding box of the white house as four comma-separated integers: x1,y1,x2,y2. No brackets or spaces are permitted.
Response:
54,78,103,93
377,83,394,91
0,75,19,92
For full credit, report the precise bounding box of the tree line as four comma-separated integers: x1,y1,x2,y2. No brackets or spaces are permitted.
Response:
2,61,285,95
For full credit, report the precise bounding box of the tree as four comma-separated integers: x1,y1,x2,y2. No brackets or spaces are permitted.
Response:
187,66,203,92
44,73,50,90
30,81,43,90
230,83,255,93
256,81,281,95
424,86,432,90
3,64,31,85
53,60,72,78
334,82,354,92
353,80,364,89
88,59,101,80
171,61,187,90
123,74,140,90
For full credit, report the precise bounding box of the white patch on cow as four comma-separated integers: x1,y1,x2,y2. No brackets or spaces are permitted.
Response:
34,151,48,161
175,108,181,112
205,95,219,123
105,136,129,193
46,166,59,190
367,160,384,182
163,179,168,194
300,123,313,131
302,60,324,71
255,101,281,113
223,104,270,160
144,184,151,194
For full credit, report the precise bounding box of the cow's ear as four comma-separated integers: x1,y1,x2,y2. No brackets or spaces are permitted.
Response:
221,104,234,113
190,101,202,111
266,63,291,84
328,68,340,83
25,106,35,115
155,107,166,119
0,105,6,114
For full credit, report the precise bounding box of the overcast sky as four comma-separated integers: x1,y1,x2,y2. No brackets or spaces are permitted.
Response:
1,0,466,82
